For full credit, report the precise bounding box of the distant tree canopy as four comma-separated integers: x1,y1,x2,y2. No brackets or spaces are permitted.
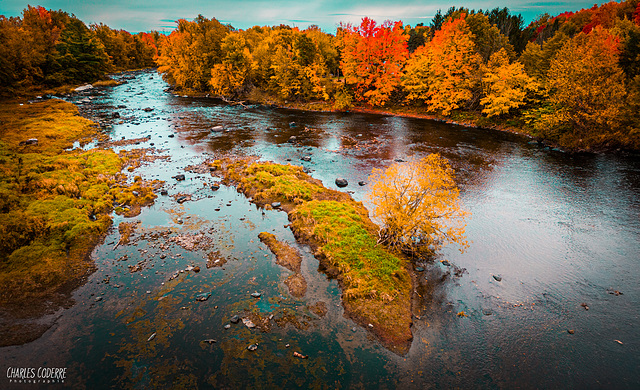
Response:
0,6,159,92
3,1,640,150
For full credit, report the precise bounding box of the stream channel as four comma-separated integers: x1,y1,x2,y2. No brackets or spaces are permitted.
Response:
1,69,639,389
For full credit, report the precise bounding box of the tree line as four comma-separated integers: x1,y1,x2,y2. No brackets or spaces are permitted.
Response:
2,2,640,150
156,1,640,150
0,6,160,91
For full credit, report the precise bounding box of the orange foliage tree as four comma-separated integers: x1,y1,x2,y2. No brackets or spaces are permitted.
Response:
402,15,482,115
368,154,469,257
338,17,408,106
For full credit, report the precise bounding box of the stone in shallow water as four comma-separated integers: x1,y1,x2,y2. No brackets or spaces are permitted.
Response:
242,318,256,328
492,274,502,282
247,344,258,351
230,315,240,324
271,202,281,208
173,174,185,181
195,292,211,301
415,267,424,272
335,178,348,187
251,292,262,298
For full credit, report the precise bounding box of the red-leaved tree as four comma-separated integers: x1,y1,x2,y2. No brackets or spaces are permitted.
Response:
338,17,408,106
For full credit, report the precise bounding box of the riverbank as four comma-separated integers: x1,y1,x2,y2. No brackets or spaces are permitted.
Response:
0,98,159,346
212,157,414,354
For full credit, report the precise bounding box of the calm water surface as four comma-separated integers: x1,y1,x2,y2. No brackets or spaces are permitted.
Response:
1,70,638,389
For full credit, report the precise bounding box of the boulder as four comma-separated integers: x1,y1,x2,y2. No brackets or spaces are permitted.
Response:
335,178,348,188
173,174,185,181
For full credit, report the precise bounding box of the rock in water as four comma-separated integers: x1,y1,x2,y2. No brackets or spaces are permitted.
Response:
202,339,217,344
293,351,308,359
247,344,258,351
335,178,348,188
251,292,262,298
173,174,185,181
271,202,281,209
147,332,156,341
358,181,367,186
230,315,240,324
242,318,256,329
211,125,224,132
492,274,502,282
195,292,211,301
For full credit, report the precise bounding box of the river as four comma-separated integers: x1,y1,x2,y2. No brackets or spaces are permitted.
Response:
1,69,638,389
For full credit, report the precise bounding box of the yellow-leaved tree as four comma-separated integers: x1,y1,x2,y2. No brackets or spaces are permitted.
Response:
368,154,469,257
480,47,539,117
210,32,251,97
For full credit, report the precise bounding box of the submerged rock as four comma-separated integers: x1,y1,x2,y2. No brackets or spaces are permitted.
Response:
251,292,262,298
173,174,185,181
247,344,258,351
195,292,211,301
492,274,502,282
285,274,307,298
230,315,240,324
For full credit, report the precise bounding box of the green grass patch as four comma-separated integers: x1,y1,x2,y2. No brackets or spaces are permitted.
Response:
0,99,157,304
291,200,409,300
242,162,322,202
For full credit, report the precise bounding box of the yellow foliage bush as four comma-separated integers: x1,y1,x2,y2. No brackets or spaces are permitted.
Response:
368,154,469,257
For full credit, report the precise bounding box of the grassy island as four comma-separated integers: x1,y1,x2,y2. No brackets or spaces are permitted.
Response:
0,99,158,345
216,158,413,353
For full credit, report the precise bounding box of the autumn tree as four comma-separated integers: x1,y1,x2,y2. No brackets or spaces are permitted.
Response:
402,15,482,115
480,48,539,117
338,17,408,106
538,27,628,147
210,32,251,97
520,31,570,81
368,154,469,257
157,16,229,91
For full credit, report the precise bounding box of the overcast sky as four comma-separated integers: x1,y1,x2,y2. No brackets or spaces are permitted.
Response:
0,1,606,33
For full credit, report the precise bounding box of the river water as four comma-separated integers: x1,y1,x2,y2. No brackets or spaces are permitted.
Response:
1,70,638,389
